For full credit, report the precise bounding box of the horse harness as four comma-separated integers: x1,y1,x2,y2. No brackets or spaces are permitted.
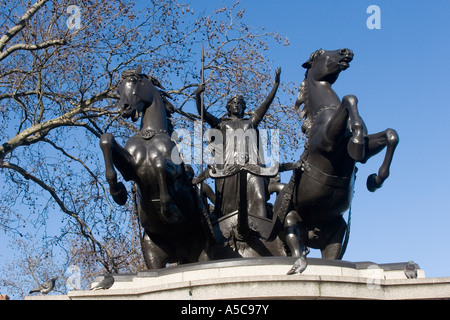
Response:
138,128,169,140
301,160,357,189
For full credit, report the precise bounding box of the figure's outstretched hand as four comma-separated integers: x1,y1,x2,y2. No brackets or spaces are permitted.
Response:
195,83,206,95
275,67,281,84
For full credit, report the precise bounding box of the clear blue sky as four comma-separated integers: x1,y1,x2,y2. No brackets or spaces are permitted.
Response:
1,0,449,285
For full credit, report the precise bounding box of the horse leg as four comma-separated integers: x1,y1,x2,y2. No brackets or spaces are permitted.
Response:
198,242,213,262
284,210,308,259
323,95,365,161
341,95,367,161
364,129,399,192
99,133,133,205
150,154,182,224
187,231,213,263
320,216,347,259
141,231,168,269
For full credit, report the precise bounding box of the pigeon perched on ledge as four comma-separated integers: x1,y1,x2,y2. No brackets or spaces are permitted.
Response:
404,260,418,279
91,272,114,290
29,277,58,295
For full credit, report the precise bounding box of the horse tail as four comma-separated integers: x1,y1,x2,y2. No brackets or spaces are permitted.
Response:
337,205,351,260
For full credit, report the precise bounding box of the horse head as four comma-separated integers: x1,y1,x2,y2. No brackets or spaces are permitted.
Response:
296,49,354,134
117,66,146,122
118,66,169,122
302,48,354,84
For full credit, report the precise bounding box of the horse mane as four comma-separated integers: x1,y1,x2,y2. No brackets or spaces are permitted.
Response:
295,80,312,135
295,49,326,136
302,49,325,73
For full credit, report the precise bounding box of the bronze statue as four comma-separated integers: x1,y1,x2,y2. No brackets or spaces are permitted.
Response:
99,66,213,269
99,48,400,269
274,49,399,268
195,68,280,219
194,68,285,257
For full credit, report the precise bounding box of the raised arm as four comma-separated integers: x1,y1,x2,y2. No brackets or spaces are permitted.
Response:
195,83,221,128
252,67,281,127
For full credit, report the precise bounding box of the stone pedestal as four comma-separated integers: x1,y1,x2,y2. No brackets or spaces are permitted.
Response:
25,257,450,300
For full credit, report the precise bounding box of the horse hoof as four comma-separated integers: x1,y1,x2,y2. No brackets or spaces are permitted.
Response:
366,174,382,192
111,182,128,205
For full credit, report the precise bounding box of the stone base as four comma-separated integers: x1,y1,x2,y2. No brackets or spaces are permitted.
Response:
26,257,450,300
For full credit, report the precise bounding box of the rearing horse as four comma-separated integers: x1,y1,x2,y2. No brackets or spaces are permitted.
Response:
275,49,399,266
99,66,212,268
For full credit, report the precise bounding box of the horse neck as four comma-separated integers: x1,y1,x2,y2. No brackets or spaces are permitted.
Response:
140,96,168,132
305,74,341,115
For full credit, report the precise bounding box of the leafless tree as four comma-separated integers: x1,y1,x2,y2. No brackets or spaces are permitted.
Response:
0,0,301,298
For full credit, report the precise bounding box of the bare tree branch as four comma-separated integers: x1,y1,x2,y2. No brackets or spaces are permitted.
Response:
0,0,50,52
0,39,66,61
0,159,116,271
0,1,298,296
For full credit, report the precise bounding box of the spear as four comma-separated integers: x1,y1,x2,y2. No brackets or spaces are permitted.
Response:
198,42,215,239
199,42,205,195
200,42,205,178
